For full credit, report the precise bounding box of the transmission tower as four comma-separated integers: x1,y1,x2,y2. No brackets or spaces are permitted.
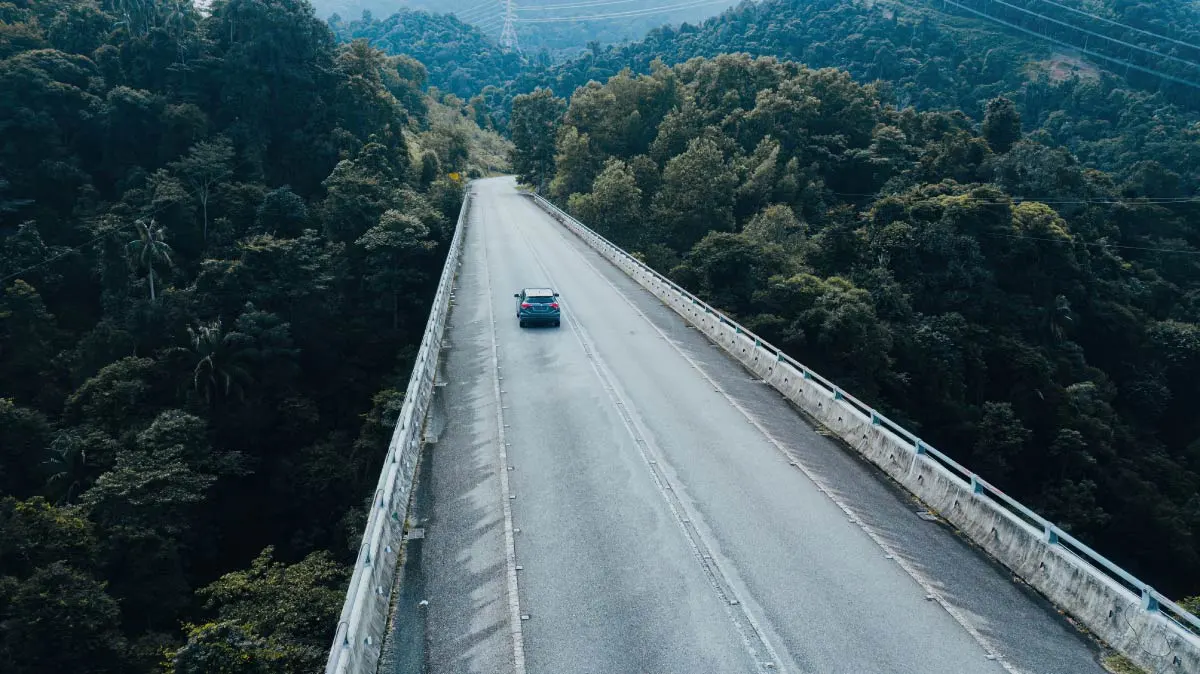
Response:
499,0,520,52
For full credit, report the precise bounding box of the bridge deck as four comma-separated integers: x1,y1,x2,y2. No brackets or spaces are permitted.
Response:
391,177,1106,674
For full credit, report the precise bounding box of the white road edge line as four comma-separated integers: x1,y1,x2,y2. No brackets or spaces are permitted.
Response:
507,203,788,674
477,193,528,674
529,194,1024,674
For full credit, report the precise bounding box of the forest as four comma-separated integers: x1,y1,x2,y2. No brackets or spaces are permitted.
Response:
0,0,487,671
329,8,524,101
313,0,741,56
510,53,1200,599
501,0,1200,188
4,0,1200,670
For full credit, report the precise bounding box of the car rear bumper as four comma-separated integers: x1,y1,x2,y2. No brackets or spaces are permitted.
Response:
518,312,560,323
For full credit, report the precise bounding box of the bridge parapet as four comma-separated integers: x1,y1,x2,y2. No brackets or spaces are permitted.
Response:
527,191,1200,674
325,191,472,674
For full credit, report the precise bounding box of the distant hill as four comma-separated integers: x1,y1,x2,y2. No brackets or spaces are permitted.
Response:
310,0,741,55
330,9,524,99
505,0,1200,185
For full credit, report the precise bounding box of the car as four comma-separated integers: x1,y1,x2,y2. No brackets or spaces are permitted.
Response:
514,287,561,327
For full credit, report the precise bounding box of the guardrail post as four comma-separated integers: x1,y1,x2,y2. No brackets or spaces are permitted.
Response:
870,410,880,425
803,369,813,380
1141,588,1159,612
833,387,843,400
1042,524,1059,545
970,475,984,494
914,439,927,455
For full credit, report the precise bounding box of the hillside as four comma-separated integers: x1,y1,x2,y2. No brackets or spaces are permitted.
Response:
511,53,1200,597
0,0,494,671
503,0,1200,186
329,8,524,100
311,0,741,55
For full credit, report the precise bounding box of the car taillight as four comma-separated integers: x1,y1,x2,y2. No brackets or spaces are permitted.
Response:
521,302,532,309
550,302,559,310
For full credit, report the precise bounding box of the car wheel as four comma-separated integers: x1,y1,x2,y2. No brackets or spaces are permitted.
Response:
554,320,561,327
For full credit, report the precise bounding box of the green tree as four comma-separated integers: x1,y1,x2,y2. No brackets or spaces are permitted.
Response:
254,186,308,238
0,562,128,674
982,97,1022,154
418,150,441,188
510,88,565,192
199,546,349,661
673,232,786,310
188,318,252,409
80,445,216,539
969,402,1032,484
0,496,98,577
743,204,806,248
0,400,53,498
651,136,738,252
357,209,438,329
170,136,235,242
166,621,302,674
549,125,601,202
63,356,163,438
0,280,61,403
127,218,173,301
567,158,642,247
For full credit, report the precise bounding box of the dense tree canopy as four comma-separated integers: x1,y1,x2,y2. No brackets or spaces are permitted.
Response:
523,55,1200,598
0,0,475,671
314,0,738,56
329,9,522,101
504,0,1200,188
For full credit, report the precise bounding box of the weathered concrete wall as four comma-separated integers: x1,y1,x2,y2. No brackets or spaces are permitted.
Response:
529,193,1200,674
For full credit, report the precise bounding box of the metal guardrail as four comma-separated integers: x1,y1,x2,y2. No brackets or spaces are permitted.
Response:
528,191,1200,636
325,189,472,674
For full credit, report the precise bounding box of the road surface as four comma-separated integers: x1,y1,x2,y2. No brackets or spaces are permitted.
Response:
391,177,1107,674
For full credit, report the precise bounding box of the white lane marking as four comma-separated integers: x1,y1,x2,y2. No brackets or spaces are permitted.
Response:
525,194,1022,674
505,204,788,674
476,194,528,674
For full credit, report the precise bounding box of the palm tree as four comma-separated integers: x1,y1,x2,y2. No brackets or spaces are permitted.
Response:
188,318,252,408
128,218,172,301
44,431,89,505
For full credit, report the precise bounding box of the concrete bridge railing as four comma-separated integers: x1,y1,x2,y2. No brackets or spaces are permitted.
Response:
325,189,472,674
527,191,1200,674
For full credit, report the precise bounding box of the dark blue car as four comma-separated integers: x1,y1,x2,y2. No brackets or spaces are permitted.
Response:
515,287,561,327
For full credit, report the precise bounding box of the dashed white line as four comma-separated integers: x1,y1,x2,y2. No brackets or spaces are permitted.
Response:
476,194,528,674
531,198,1023,674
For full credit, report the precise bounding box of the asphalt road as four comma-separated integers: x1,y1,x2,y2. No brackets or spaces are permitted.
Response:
398,177,1108,674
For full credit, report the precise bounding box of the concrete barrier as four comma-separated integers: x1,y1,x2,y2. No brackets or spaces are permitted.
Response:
324,190,472,674
527,192,1200,674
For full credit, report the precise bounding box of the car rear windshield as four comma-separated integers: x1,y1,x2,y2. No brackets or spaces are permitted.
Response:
525,295,556,303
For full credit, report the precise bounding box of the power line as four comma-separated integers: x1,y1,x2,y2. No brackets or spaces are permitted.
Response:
964,0,1200,72
517,0,730,22
517,0,654,12
499,0,520,51
977,231,1200,255
835,192,1200,205
1026,0,1200,54
455,7,502,21
934,0,1200,90
0,227,123,284
456,2,504,21
1,154,261,285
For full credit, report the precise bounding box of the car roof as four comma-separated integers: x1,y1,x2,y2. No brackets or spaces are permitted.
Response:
523,288,555,296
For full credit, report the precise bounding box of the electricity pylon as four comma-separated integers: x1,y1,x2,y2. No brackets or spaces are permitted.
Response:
499,0,519,52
